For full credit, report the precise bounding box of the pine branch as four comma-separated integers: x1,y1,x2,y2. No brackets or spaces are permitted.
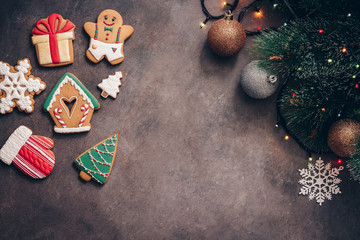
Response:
251,16,360,153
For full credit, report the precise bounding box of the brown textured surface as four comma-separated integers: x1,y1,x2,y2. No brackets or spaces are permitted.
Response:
1,0,360,239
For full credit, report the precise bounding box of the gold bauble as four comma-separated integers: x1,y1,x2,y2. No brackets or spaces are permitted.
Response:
207,18,246,57
327,118,360,157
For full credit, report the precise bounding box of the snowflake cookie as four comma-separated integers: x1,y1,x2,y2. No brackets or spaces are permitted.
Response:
0,58,46,114
298,158,343,206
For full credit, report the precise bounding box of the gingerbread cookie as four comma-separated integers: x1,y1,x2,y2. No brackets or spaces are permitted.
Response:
43,72,100,133
98,71,123,98
84,9,134,65
74,133,119,184
32,13,75,67
0,58,46,114
0,126,55,179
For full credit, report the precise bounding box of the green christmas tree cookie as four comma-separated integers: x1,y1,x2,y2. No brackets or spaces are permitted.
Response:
74,133,119,184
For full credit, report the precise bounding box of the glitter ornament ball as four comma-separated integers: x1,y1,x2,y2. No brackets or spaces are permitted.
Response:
240,61,280,99
207,12,246,57
327,118,360,158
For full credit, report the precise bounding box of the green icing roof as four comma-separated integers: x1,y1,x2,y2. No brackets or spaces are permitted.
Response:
43,72,100,111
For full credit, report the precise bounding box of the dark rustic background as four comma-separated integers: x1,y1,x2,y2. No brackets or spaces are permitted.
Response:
0,0,359,239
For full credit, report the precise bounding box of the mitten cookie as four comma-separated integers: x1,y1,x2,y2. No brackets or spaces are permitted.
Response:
98,71,123,98
32,13,75,67
84,9,134,65
0,126,55,179
74,133,119,184
43,72,100,133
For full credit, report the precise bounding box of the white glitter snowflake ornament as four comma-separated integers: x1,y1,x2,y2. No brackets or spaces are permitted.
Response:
298,157,343,206
0,58,46,114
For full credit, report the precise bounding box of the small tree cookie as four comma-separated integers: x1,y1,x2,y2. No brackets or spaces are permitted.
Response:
98,71,123,98
84,9,134,65
74,133,119,184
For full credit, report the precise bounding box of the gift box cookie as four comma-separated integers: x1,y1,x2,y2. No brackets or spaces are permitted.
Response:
31,13,75,67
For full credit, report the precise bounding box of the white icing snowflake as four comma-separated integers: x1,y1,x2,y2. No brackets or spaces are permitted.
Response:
298,158,343,206
0,59,45,114
98,71,122,98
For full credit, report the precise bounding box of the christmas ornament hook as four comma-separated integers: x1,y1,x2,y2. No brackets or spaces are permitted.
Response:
267,75,278,84
224,10,233,20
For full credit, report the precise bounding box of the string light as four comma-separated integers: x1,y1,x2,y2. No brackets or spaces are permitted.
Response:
356,64,360,68
308,152,312,161
200,0,239,29
284,135,289,140
342,48,347,53
273,3,278,8
352,75,356,79
200,17,209,28
338,159,342,164
255,10,262,17
257,26,261,31
347,13,352,17
318,29,324,34
327,59,333,63
223,1,233,7
355,83,359,89
321,108,326,111
200,0,272,35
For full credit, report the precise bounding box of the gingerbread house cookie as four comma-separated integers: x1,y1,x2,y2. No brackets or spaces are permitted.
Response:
43,72,100,133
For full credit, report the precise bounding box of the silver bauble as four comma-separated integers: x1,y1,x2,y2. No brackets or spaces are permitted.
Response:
240,61,279,99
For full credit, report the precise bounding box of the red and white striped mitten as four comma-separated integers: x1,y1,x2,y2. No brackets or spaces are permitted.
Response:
0,126,55,179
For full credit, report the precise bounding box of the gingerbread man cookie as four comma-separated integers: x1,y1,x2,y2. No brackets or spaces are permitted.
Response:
84,9,134,65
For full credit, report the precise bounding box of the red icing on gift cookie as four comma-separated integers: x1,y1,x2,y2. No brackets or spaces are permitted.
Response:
32,13,75,67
